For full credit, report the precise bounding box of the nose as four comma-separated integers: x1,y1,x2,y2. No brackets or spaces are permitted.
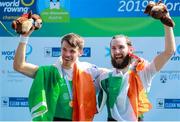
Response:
63,50,71,57
114,49,121,54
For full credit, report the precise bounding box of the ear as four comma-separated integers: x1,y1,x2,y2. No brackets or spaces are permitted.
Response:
128,46,134,53
78,49,83,57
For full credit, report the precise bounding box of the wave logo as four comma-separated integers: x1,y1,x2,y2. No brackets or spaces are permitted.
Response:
171,45,180,61
26,44,32,56
1,44,32,61
21,0,35,7
82,48,91,57
105,47,110,57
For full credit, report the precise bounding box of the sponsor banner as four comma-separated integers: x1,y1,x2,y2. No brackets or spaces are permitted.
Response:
44,47,91,57
71,0,180,18
159,70,180,83
1,0,180,21
0,0,180,37
0,0,37,22
1,44,32,61
1,0,179,22
157,98,180,109
0,0,70,22
1,97,28,107
0,37,180,121
38,0,70,22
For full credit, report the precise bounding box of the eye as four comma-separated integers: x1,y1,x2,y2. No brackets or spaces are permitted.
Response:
119,46,123,49
111,46,116,50
111,48,115,51
70,50,76,53
62,48,66,52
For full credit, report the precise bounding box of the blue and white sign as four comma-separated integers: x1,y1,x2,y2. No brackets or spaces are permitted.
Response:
0,0,37,21
157,98,180,109
44,47,91,57
1,97,28,107
71,0,180,18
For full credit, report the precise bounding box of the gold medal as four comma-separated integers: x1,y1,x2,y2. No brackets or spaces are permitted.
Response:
69,101,73,107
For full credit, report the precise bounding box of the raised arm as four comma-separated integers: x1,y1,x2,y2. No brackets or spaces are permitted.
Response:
153,24,176,71
13,28,39,78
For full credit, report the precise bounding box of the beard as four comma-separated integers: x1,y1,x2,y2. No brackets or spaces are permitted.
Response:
111,54,132,69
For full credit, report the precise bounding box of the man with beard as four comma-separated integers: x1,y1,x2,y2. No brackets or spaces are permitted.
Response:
97,23,176,121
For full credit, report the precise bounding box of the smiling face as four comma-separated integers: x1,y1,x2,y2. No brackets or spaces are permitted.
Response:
61,33,84,69
110,35,132,69
61,41,82,69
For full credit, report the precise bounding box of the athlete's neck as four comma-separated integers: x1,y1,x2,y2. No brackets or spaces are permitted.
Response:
62,64,74,70
116,65,129,74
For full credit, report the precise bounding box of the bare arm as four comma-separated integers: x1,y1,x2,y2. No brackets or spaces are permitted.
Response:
13,28,39,78
154,25,176,71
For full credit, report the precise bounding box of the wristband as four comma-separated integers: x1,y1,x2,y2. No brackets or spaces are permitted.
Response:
19,35,29,44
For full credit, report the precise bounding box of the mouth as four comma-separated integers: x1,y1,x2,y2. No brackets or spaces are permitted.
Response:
63,57,72,62
114,54,124,60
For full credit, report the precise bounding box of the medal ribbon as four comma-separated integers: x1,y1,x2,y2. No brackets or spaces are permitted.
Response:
62,68,73,100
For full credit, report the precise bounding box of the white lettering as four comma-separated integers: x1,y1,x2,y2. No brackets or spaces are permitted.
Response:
0,0,19,7
165,103,176,108
4,7,28,13
117,0,180,13
0,0,29,13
